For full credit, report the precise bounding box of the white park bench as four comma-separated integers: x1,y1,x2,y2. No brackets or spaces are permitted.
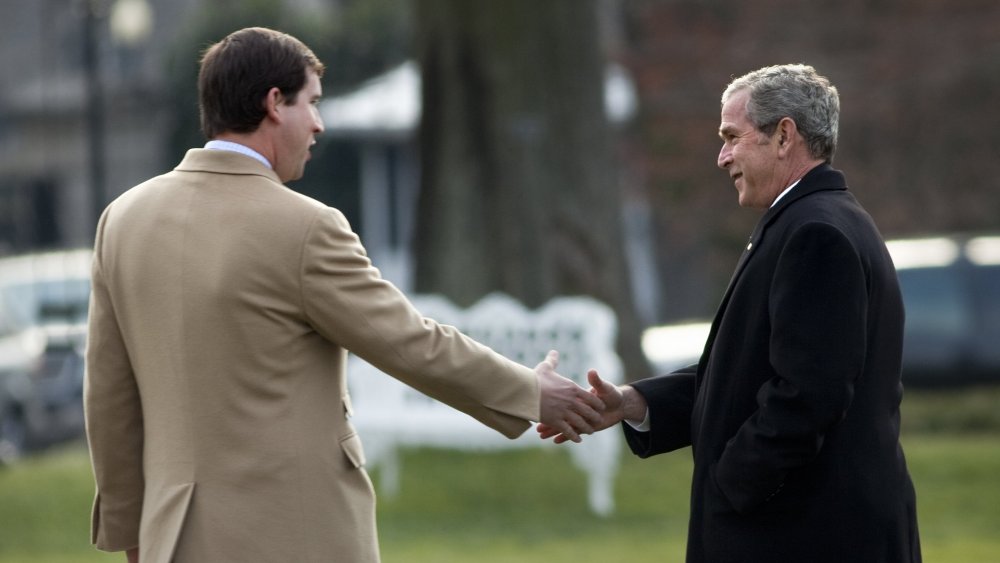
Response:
346,292,623,516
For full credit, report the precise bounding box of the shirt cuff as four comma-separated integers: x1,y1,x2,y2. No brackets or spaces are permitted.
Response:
625,408,651,432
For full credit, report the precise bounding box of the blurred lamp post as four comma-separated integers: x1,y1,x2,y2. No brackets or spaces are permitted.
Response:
82,0,152,235
82,0,105,237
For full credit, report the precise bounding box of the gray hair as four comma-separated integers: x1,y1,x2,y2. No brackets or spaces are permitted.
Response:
722,64,840,163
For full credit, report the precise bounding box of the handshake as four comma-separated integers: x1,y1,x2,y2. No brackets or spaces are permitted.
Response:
532,350,646,444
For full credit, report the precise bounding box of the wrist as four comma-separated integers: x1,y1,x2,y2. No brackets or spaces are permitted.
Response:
620,385,648,423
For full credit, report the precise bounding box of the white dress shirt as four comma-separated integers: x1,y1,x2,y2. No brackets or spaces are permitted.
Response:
204,140,273,170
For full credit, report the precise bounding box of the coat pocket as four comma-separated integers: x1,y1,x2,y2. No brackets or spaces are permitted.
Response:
339,432,367,468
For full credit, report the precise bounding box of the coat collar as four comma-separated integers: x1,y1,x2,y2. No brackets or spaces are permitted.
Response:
174,148,283,185
740,163,847,262
761,163,847,226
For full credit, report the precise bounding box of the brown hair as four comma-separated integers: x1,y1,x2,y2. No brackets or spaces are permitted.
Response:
198,27,325,139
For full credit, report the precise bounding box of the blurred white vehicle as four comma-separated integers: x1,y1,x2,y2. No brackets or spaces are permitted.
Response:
0,249,91,464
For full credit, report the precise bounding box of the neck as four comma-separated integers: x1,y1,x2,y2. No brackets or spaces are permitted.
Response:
783,159,824,188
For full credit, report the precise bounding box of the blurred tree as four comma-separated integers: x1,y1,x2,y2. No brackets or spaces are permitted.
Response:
412,0,650,379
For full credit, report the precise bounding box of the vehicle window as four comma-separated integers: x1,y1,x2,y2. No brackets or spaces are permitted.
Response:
898,266,967,335
896,265,970,367
969,265,1000,365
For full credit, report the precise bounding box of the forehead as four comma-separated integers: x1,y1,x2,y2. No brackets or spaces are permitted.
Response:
303,70,322,94
719,89,751,134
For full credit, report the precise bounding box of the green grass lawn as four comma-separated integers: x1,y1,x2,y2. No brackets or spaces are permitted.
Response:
1,387,999,562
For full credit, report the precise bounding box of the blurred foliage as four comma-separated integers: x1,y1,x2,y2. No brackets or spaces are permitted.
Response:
902,386,1000,434
163,0,413,162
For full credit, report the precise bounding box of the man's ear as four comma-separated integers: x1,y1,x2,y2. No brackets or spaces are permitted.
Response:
775,117,797,153
264,87,284,123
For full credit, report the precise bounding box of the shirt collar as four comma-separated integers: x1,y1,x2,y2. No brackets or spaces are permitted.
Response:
204,140,272,170
770,178,801,208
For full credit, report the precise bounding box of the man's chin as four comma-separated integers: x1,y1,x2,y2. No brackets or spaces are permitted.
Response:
282,166,307,183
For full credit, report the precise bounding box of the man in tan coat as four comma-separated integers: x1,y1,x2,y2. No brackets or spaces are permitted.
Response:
85,27,603,563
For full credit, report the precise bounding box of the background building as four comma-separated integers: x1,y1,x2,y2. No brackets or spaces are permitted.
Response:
0,0,201,251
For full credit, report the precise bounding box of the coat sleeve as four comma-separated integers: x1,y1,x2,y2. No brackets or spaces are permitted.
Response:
84,208,144,552
714,221,867,513
622,365,697,457
297,207,540,438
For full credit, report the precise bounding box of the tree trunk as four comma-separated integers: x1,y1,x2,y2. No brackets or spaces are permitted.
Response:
413,0,650,380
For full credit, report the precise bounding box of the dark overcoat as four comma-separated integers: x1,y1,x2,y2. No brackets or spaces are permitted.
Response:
626,164,921,563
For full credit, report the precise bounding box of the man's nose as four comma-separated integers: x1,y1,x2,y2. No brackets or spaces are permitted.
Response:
312,106,325,133
718,145,732,169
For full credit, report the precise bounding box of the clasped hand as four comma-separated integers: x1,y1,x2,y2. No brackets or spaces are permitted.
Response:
537,364,629,444
534,350,621,443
